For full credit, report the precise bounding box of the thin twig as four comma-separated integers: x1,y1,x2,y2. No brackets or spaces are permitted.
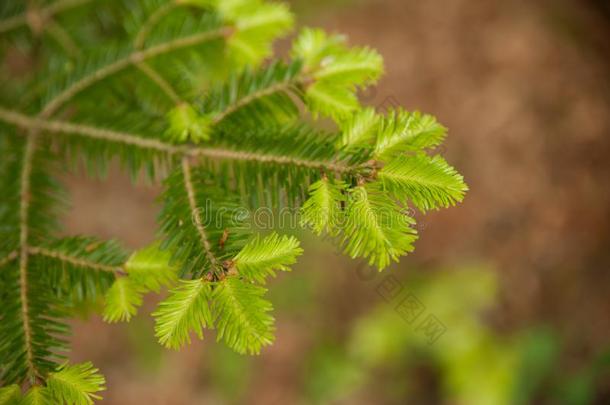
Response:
18,134,39,384
181,158,221,270
134,0,180,50
211,81,297,124
0,107,356,174
41,27,229,117
188,147,352,173
4,0,115,384
136,62,182,104
134,1,300,124
0,250,18,269
28,246,126,276
133,2,185,106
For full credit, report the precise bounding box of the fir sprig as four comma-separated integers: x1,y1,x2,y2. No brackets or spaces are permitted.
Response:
0,0,467,400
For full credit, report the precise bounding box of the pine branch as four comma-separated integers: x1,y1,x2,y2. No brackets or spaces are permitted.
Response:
192,144,355,174
3,1,116,379
41,26,231,117
103,243,176,323
18,134,38,384
196,59,304,132
134,4,185,107
158,164,251,278
181,158,221,270
0,107,361,175
305,81,359,121
313,46,383,85
222,0,293,65
338,107,379,149
28,246,125,276
136,62,183,105
291,27,383,122
212,277,274,355
122,243,177,293
29,236,127,306
1,259,68,385
153,279,213,349
134,0,182,50
0,0,468,392
300,177,347,235
0,106,182,153
374,109,447,158
0,134,67,385
26,237,127,307
4,3,108,380
102,278,142,323
340,184,418,269
211,80,298,125
20,386,50,404
233,233,303,284
46,361,105,404
378,154,468,211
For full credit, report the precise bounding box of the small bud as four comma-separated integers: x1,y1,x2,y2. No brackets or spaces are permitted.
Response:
219,229,229,249
166,103,212,144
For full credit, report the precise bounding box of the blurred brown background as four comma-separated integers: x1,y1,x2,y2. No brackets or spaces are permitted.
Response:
61,0,610,403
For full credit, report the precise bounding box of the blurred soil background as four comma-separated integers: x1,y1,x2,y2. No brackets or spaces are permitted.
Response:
58,0,610,403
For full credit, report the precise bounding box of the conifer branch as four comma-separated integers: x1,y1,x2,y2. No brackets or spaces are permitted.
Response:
181,158,221,271
28,246,126,276
0,0,467,392
212,80,298,124
46,361,106,403
0,106,359,174
189,147,354,173
202,61,311,127
216,279,262,338
41,27,229,117
136,62,182,104
18,134,38,384
134,3,184,106
0,106,182,152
